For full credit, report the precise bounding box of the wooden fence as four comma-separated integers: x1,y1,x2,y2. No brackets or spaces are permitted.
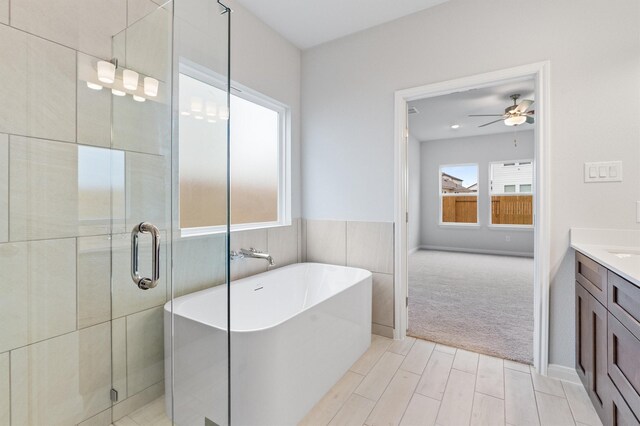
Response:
442,196,477,223
442,195,533,225
491,195,533,225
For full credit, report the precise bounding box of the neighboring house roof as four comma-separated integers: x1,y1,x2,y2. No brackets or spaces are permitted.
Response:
441,172,463,183
442,177,474,193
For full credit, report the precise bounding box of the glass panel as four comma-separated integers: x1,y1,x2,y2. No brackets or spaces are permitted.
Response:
490,161,534,225
440,164,478,224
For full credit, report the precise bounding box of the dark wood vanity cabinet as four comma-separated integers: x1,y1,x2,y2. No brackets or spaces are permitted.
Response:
575,252,640,426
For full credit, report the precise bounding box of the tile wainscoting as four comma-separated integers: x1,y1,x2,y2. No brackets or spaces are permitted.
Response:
303,219,396,338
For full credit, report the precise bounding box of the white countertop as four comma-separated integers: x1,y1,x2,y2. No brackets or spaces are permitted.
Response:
570,228,640,287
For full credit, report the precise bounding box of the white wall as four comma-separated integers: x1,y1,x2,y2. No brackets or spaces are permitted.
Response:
418,131,535,256
408,134,421,252
301,0,640,367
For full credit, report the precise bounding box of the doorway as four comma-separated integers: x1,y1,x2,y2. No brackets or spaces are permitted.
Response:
393,62,551,374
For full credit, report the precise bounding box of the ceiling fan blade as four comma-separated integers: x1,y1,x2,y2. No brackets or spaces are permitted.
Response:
514,99,533,113
526,116,534,124
525,110,535,115
468,114,505,117
478,119,504,128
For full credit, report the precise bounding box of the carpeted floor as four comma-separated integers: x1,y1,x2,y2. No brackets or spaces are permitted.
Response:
408,250,534,364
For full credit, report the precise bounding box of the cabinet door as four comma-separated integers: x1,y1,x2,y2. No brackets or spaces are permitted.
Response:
608,271,640,341
576,282,591,389
591,295,609,420
576,251,608,305
609,379,640,426
609,313,640,420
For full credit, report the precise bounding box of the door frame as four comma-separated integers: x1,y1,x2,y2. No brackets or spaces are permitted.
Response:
393,61,551,374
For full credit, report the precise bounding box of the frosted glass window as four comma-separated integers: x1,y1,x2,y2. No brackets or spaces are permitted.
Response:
178,73,286,232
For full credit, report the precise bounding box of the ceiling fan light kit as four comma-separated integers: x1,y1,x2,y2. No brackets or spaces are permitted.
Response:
505,115,527,126
469,93,535,128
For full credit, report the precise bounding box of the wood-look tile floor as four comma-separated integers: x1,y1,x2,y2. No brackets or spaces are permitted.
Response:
300,335,603,426
114,335,603,426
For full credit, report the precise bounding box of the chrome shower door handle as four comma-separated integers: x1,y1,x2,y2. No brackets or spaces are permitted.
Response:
131,222,161,290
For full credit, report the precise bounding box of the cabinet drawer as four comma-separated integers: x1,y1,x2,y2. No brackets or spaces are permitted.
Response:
576,251,608,305
609,380,640,426
609,313,640,419
609,271,640,341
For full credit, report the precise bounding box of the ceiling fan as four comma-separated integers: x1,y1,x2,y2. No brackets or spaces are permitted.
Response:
469,94,535,128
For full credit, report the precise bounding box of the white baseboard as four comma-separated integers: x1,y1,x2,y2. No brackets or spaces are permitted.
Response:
418,245,534,258
547,364,580,384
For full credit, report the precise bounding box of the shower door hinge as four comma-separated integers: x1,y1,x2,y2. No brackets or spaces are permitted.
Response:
406,297,408,307
406,212,409,223
110,388,119,402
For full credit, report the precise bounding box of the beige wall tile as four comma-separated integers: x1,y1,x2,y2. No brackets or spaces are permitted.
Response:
10,138,117,240
11,0,126,58
111,232,167,319
0,134,7,243
125,152,169,231
173,233,226,297
113,94,171,157
0,25,76,142
127,0,162,25
77,236,112,328
10,323,112,425
306,219,347,265
372,272,394,327
112,317,128,400
0,352,8,425
372,323,394,338
0,0,7,24
267,222,298,268
346,221,393,274
77,52,111,148
300,218,307,261
366,369,420,426
127,307,165,396
0,239,76,353
124,5,172,81
230,228,269,280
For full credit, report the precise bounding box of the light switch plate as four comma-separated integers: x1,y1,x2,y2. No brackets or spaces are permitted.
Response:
584,161,622,183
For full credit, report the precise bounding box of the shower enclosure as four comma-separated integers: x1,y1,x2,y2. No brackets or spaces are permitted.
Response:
1,0,233,424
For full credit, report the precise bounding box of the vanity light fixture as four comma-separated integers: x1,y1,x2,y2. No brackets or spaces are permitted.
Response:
86,82,103,90
450,124,460,129
123,69,139,91
97,60,116,84
219,105,229,120
504,115,526,126
133,95,146,102
112,88,126,96
144,77,159,97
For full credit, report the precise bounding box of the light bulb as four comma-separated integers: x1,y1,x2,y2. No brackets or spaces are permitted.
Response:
206,101,217,117
219,105,229,120
111,88,126,96
144,77,159,97
97,60,116,84
133,95,146,102
505,115,526,126
450,124,460,129
191,97,203,113
123,69,139,90
86,82,103,91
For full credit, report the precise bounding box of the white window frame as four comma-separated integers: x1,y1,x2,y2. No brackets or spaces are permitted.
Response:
438,163,480,227
178,61,291,238
488,159,535,230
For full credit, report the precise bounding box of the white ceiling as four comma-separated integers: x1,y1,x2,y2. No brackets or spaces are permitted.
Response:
233,0,448,49
408,80,536,142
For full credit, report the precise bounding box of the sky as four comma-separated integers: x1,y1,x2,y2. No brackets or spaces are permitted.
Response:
441,165,478,187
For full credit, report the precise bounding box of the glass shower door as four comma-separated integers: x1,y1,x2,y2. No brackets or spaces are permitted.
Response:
110,1,231,424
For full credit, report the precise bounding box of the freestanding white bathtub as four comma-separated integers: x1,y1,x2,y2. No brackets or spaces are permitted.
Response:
164,263,372,426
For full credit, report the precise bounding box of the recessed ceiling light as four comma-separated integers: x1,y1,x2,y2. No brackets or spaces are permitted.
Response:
450,124,460,129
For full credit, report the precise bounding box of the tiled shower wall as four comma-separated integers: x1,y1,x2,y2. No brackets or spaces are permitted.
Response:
302,220,396,338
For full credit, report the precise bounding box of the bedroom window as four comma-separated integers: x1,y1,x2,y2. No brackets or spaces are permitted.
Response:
489,160,534,226
439,164,479,225
178,69,290,236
